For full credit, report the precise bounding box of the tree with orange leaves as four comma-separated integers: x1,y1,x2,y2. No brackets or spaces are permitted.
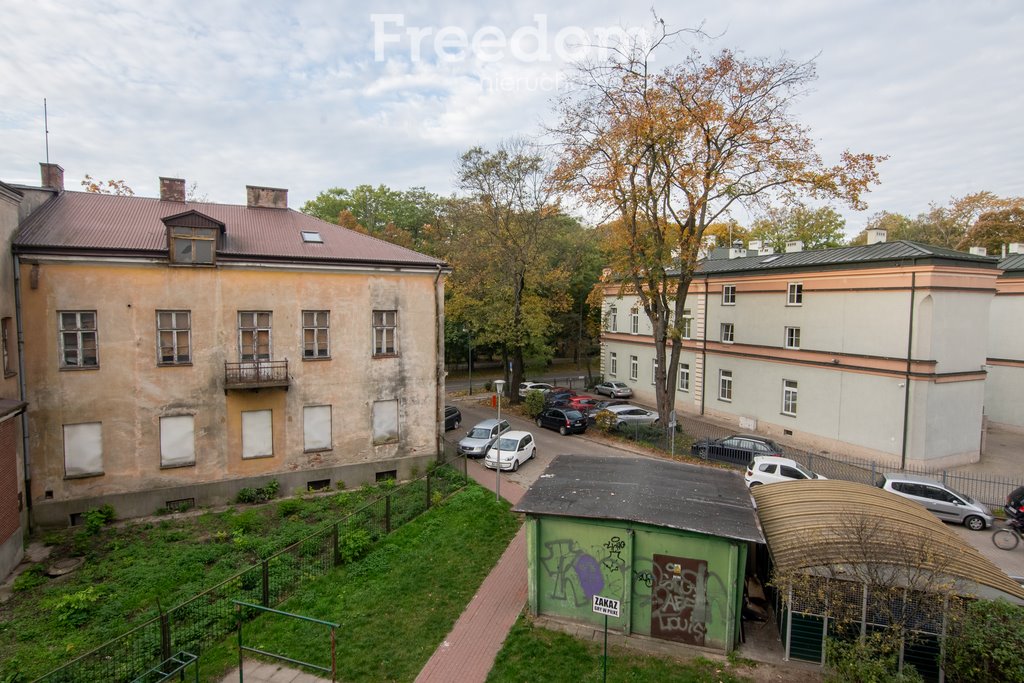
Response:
550,27,884,424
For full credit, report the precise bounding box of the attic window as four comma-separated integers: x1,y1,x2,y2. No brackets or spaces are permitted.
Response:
301,231,323,243
170,227,217,265
760,255,782,264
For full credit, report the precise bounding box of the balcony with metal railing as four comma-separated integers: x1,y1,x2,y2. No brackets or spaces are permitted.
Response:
224,359,289,390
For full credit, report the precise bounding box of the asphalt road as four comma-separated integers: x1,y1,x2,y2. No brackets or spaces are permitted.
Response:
443,393,1024,582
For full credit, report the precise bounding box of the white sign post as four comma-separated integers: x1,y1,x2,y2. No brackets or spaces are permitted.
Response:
592,595,620,682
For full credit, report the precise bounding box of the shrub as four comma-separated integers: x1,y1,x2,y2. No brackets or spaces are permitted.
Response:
944,599,1024,683
483,380,493,392
84,504,116,535
277,499,304,518
523,390,546,418
592,409,618,433
236,479,280,504
338,528,373,564
47,586,102,627
12,564,46,592
825,633,923,683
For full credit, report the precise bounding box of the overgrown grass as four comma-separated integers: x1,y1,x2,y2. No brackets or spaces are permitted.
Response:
487,617,751,683
0,471,470,681
196,484,520,681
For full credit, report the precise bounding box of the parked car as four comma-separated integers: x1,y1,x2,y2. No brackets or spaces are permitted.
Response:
544,389,578,407
518,381,554,398
594,380,634,398
566,396,601,412
878,473,993,531
1006,484,1024,519
586,399,628,424
745,456,826,487
535,407,588,435
483,430,536,471
599,404,659,429
443,405,462,431
458,418,511,459
691,434,783,465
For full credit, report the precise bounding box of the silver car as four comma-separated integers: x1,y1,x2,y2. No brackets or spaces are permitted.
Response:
879,473,993,531
600,404,658,429
594,381,633,398
457,418,511,459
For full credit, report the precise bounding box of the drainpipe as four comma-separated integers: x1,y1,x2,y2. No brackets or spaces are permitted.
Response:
699,275,708,416
434,264,445,458
900,270,916,469
12,256,31,516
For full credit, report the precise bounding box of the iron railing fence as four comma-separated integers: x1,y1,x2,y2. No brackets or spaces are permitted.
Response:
33,453,468,683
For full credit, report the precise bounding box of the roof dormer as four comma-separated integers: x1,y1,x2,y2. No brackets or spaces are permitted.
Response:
161,210,226,265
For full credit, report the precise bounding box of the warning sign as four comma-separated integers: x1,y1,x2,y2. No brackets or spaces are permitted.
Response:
592,595,620,618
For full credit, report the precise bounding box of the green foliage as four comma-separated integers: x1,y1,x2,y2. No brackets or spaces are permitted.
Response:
825,633,923,683
235,480,280,504
229,509,265,535
277,499,305,518
944,599,1024,683
338,528,373,565
523,390,546,417
592,409,618,433
83,504,116,535
46,586,102,627
12,565,46,592
751,203,847,252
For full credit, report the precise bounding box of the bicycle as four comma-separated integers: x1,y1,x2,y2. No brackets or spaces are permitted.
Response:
992,518,1023,551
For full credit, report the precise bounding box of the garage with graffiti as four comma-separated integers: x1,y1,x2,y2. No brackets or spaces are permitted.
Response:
513,453,764,652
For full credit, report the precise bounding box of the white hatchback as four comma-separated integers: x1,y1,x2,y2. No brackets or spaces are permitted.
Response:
484,430,537,472
745,456,826,487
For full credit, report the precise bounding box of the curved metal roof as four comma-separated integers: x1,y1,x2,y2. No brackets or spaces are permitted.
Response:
752,480,1024,602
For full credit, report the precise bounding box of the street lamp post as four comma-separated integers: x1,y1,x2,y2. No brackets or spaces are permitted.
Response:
493,379,505,501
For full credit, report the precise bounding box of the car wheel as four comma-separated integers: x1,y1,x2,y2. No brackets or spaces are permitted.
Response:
748,481,763,488
453,419,460,430
512,458,519,472
698,445,709,460
559,426,567,435
536,418,543,427
964,515,985,531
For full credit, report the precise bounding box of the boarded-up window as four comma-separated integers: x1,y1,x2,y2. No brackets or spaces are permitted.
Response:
242,409,273,459
160,415,195,467
304,405,332,451
372,400,399,444
64,422,103,477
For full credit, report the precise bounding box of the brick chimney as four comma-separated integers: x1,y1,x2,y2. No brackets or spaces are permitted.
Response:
246,185,288,209
160,177,186,202
40,163,64,191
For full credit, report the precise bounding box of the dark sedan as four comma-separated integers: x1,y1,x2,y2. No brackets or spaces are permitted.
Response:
535,407,588,435
691,434,783,465
443,405,462,431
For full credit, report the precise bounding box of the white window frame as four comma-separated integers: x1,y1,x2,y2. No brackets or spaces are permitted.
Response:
609,351,618,377
303,405,333,452
160,415,196,468
63,422,103,477
681,309,692,340
719,370,733,402
241,409,274,459
782,379,798,416
372,399,400,445
59,310,98,368
785,326,801,350
629,355,638,381
608,306,617,332
788,282,804,306
722,284,736,305
372,310,398,356
721,322,735,344
651,358,658,385
630,308,639,335
157,310,191,365
678,363,690,392
302,310,330,359
239,311,272,361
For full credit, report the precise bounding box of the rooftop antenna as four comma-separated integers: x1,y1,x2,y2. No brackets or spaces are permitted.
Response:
44,98,50,164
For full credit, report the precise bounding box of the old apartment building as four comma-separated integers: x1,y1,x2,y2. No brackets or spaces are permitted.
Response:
601,232,1013,468
7,164,448,527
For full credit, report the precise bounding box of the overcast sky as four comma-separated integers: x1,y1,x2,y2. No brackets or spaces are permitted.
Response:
2,1,1021,235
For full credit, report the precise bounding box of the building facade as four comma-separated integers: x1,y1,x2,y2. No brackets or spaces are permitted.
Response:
986,248,1024,432
601,237,1001,468
10,167,448,527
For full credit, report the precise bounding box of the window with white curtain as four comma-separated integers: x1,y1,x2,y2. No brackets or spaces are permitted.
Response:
160,415,195,467
304,405,333,451
64,422,103,477
242,409,273,458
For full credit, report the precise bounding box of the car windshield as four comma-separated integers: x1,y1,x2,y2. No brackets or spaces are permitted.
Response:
565,410,584,419
612,382,626,388
468,428,491,438
495,437,518,451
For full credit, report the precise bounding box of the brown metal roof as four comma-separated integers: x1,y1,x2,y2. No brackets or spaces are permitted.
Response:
752,480,1024,602
13,191,446,268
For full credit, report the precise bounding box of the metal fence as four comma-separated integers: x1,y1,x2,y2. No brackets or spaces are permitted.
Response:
33,454,468,683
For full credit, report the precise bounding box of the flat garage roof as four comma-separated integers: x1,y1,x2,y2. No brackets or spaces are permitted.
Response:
513,453,764,544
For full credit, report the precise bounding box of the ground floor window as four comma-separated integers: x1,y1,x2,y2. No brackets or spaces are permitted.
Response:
629,355,638,381
679,363,690,392
64,422,103,477
373,399,399,445
304,405,332,451
160,415,195,467
782,379,798,416
719,370,733,402
242,409,273,458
